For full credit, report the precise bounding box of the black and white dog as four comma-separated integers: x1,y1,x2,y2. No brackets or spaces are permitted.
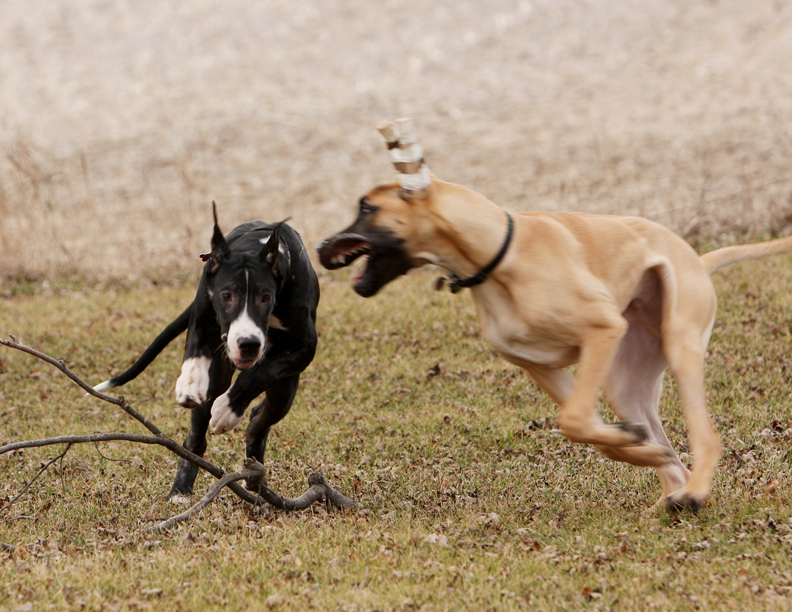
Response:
95,204,319,500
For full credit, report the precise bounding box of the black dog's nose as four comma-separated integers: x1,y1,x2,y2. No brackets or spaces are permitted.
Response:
237,337,262,357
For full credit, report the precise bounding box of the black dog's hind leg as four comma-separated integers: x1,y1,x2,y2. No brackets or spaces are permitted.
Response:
243,373,301,493
167,358,234,500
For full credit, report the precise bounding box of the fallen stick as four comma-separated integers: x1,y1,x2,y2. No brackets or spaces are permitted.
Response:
148,458,357,532
0,337,358,529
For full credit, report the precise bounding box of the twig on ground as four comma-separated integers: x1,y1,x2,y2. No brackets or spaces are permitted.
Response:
147,460,259,532
0,336,358,530
91,433,132,463
147,458,357,532
0,443,72,516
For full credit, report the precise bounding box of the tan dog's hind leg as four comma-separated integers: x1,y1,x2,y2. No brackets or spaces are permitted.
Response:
602,297,690,500
663,344,721,512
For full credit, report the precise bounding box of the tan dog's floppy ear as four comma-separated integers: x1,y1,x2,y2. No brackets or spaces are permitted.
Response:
378,118,431,198
209,201,229,272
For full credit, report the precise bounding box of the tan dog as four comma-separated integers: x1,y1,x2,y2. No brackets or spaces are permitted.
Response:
318,119,792,512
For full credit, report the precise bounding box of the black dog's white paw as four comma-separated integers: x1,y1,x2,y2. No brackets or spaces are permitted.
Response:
209,392,243,434
168,494,193,505
175,357,212,408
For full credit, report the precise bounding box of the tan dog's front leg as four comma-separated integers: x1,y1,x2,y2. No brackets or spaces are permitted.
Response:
522,363,574,405
556,322,649,448
526,360,676,471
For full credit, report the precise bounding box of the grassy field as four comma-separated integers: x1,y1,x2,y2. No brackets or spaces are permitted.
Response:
2,1,792,609
1,258,791,611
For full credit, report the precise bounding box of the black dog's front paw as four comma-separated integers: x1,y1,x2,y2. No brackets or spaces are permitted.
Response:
166,486,194,505
175,357,212,408
209,392,245,434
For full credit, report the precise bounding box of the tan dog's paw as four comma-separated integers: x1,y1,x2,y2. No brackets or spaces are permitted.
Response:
614,421,649,445
665,488,706,514
558,415,649,447
596,442,677,468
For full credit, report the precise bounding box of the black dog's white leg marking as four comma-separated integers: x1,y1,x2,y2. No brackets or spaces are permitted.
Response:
209,391,243,434
175,356,212,408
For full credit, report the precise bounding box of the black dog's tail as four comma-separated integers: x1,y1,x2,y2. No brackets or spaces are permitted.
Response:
93,304,192,393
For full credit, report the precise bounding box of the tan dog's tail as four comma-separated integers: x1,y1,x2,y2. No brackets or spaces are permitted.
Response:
700,235,792,274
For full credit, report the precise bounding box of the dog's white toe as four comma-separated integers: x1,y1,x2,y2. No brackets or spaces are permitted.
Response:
168,494,193,505
175,357,212,408
209,392,243,434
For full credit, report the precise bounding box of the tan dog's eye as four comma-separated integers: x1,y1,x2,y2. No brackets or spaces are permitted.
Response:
359,198,378,215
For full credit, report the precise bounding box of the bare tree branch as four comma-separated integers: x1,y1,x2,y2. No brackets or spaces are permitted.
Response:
0,336,358,529
1,430,266,507
0,337,162,436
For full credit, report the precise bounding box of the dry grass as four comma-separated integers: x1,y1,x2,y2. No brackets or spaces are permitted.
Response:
2,1,792,610
1,261,792,611
2,0,792,280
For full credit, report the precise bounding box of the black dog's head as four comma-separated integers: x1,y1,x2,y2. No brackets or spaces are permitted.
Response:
206,203,287,369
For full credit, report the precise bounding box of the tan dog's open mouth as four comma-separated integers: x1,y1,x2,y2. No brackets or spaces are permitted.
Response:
318,230,413,297
317,233,370,270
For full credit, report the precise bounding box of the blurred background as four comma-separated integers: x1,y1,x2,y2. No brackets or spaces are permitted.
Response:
1,0,791,280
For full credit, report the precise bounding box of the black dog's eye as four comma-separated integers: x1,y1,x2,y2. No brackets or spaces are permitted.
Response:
257,293,272,306
221,291,233,302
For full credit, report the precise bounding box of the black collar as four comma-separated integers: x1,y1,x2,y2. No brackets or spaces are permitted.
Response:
438,212,515,294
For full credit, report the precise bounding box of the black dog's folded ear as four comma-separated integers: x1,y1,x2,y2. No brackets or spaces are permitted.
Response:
260,219,291,278
210,201,230,271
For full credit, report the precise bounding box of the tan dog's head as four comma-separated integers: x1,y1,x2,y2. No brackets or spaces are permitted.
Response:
317,119,437,297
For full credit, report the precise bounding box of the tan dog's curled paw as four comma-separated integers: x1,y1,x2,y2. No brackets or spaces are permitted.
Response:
615,420,649,445
595,442,678,468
